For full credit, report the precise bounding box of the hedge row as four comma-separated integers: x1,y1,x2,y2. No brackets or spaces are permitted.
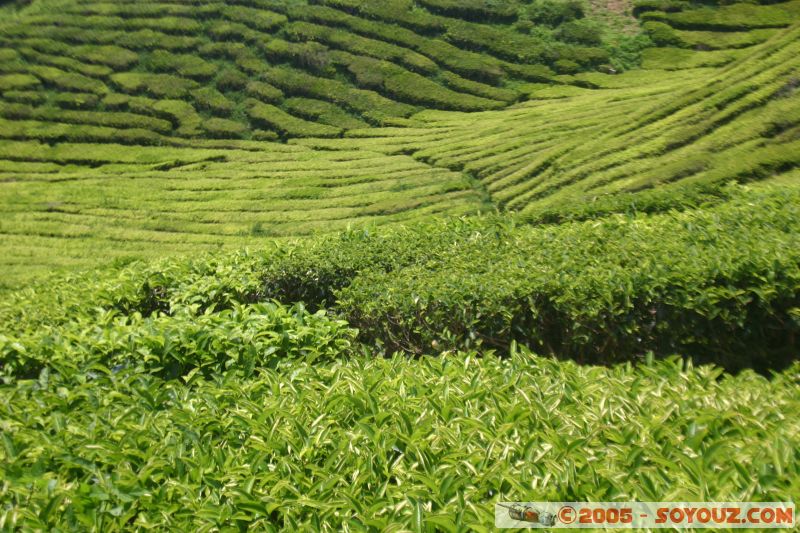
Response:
418,0,520,23
286,4,506,83
332,51,504,111
0,102,173,133
110,72,198,99
202,117,248,138
284,20,439,75
2,25,202,51
1,302,355,380
69,44,139,70
0,73,39,91
245,98,343,138
311,0,446,34
191,86,235,115
261,66,418,124
17,48,112,78
0,117,163,144
1,90,45,104
641,2,799,31
335,186,799,372
5,184,795,373
443,19,556,63
439,70,520,103
283,96,370,129
145,50,217,81
27,65,108,94
219,4,287,32
23,14,203,35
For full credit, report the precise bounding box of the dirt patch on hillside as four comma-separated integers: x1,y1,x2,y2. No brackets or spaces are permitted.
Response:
588,0,640,34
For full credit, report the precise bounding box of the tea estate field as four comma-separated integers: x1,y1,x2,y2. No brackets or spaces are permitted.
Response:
0,0,797,287
1,0,799,530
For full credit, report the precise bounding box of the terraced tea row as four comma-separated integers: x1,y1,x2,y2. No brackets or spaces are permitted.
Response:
0,141,484,287
0,0,798,287
2,181,799,529
0,0,643,142
299,19,800,220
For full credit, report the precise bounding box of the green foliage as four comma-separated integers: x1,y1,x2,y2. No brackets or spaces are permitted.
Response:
1,89,44,104
262,66,418,123
0,73,39,91
2,348,797,530
443,19,552,63
245,98,343,137
245,80,284,103
643,20,686,47
335,187,800,372
440,71,519,102
215,68,249,92
313,0,446,33
283,97,370,129
641,47,742,69
604,32,653,71
220,5,287,32
0,194,799,525
642,1,800,30
191,86,235,115
525,0,585,26
69,45,138,70
336,53,504,111
53,92,99,110
675,28,778,50
203,117,248,138
0,0,796,282
1,301,356,379
151,99,202,136
262,38,335,74
0,117,163,144
111,72,197,99
284,21,438,74
418,0,519,22
0,0,798,520
27,66,108,94
554,58,581,73
557,19,604,46
8,184,794,372
207,20,261,42
633,0,690,17
145,50,217,81
0,102,172,133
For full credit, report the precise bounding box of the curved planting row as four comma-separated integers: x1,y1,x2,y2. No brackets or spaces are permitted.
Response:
0,0,641,142
3,182,798,373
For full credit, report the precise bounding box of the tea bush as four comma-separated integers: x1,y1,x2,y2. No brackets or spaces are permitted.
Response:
111,72,198,99
0,73,39,91
0,301,356,379
203,117,248,138
190,87,235,115
245,99,343,138
1,348,796,530
3,184,796,373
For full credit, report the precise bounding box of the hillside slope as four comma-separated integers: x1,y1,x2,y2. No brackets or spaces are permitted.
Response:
1,177,799,530
0,0,798,290
305,20,800,220
0,0,632,136
1,1,800,529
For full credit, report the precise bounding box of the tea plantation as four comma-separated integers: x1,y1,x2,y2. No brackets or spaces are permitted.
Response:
1,0,799,530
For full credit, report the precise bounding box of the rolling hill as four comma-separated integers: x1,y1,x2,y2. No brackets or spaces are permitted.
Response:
0,0,799,530
0,0,796,286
